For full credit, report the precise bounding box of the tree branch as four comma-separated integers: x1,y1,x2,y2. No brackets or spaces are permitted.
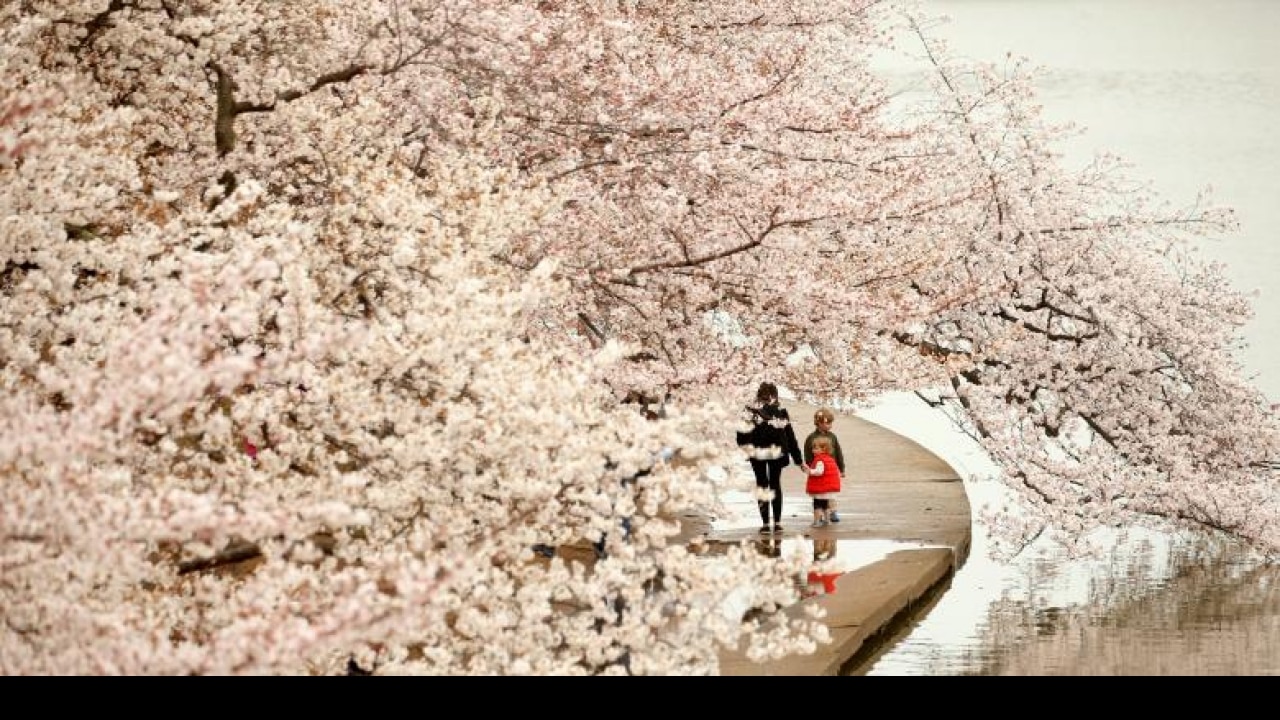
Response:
177,538,262,576
210,62,373,156
76,0,128,53
623,210,832,277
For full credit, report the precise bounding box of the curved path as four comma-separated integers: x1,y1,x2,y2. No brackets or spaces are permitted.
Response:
714,401,972,676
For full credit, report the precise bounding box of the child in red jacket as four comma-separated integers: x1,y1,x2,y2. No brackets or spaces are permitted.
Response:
803,407,845,522
801,436,842,528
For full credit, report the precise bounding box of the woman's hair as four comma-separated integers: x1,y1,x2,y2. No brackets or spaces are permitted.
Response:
755,381,779,403
812,437,833,455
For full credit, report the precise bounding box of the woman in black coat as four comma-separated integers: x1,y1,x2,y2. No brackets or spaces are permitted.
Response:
736,381,803,534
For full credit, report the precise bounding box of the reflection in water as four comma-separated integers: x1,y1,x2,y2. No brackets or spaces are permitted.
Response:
803,537,841,599
736,535,854,626
744,534,925,574
742,534,936,604
866,536,1280,675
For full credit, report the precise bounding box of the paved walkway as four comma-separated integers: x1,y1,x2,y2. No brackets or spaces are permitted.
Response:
712,400,972,675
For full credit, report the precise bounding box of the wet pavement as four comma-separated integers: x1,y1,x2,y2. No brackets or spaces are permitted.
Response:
710,401,972,675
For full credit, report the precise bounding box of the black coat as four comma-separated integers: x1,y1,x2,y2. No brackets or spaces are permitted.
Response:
736,402,803,467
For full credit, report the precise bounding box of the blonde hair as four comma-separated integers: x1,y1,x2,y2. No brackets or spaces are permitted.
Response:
814,408,835,424
812,437,833,455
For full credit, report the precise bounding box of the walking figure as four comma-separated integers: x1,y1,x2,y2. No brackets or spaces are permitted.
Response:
736,381,803,535
801,436,841,528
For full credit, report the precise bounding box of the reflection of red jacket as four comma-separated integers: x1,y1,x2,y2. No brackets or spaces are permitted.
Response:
805,451,841,495
806,570,840,596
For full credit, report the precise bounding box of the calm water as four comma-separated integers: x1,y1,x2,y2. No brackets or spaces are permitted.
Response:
854,394,1280,676
860,505,1280,675
859,0,1280,675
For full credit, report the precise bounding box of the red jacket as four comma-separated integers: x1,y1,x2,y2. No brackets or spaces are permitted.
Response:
805,451,842,495
805,570,840,596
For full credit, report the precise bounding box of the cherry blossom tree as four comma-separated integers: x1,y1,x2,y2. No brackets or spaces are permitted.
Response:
481,3,1280,559
883,19,1280,558
2,0,1276,675
1,1,821,675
